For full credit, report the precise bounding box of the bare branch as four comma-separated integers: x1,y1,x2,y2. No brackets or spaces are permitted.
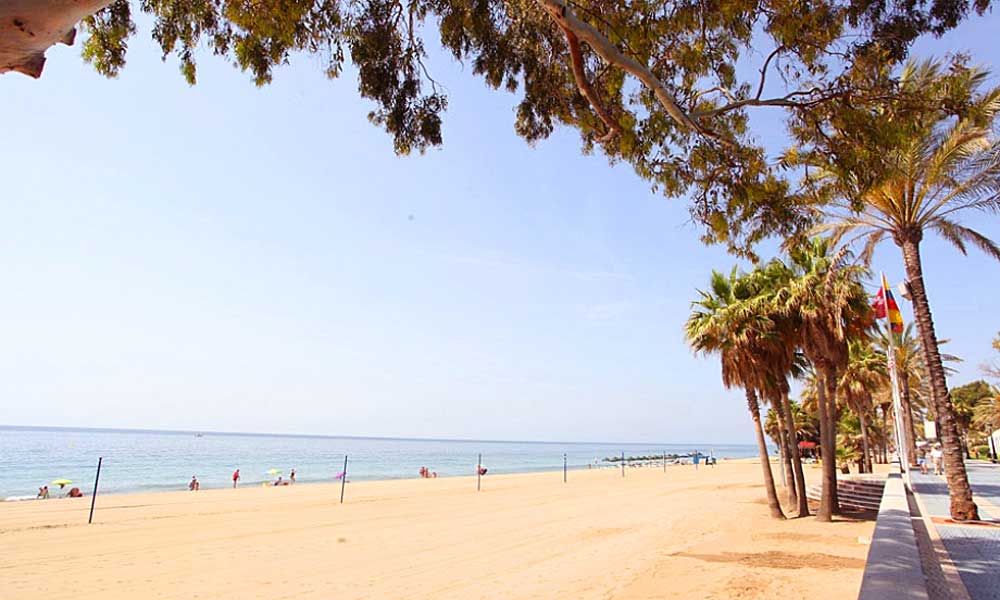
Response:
692,87,840,120
756,46,785,100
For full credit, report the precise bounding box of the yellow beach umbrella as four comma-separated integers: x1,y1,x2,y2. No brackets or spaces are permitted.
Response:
51,479,72,488
267,469,281,475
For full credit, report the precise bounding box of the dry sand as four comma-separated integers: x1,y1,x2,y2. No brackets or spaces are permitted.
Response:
1,461,874,599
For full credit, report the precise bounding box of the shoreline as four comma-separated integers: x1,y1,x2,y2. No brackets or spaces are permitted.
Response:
3,458,752,502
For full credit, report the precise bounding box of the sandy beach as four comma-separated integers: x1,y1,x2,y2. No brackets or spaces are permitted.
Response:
2,461,874,599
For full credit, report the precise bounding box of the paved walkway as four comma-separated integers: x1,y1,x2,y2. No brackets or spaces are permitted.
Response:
910,461,1000,600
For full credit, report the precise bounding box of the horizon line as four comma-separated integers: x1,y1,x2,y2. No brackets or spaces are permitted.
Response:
0,423,745,448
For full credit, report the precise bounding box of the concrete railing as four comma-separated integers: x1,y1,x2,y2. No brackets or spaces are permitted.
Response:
857,473,928,600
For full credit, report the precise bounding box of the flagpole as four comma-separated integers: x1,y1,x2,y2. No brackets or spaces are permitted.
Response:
880,272,909,477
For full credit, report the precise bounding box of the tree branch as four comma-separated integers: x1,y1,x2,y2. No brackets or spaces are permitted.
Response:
556,21,620,143
692,87,840,119
533,0,709,138
1,0,113,78
755,46,785,100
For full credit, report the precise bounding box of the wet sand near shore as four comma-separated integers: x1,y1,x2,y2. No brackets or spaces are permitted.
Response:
1,461,873,599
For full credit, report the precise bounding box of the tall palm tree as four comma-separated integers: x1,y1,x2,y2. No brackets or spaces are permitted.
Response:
774,238,872,521
686,269,785,519
746,261,811,516
810,60,1000,520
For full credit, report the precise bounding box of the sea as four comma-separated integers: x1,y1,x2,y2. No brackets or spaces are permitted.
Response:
0,426,756,500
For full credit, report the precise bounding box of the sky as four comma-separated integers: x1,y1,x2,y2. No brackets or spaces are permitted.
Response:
1,11,998,444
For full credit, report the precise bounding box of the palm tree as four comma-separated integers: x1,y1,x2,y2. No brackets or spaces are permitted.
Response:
810,60,1000,521
839,339,888,473
774,238,872,521
972,387,1000,459
747,261,811,516
686,269,785,519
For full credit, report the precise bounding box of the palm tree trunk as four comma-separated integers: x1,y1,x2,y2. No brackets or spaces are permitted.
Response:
899,238,979,521
774,396,796,503
825,366,842,507
899,376,919,467
859,411,872,474
747,388,785,519
781,390,810,516
814,364,839,521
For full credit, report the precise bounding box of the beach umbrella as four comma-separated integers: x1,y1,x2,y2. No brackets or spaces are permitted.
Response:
51,479,72,488
267,469,281,475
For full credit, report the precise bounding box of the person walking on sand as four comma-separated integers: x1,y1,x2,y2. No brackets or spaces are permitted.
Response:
232,469,240,488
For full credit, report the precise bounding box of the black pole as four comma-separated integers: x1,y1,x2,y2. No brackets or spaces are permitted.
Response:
88,456,103,524
563,453,567,483
339,455,348,504
621,451,625,478
477,453,482,491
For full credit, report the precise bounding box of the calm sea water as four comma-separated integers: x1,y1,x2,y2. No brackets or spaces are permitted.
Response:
0,426,755,499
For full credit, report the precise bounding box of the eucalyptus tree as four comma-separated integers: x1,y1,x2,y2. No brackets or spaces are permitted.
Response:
796,59,999,520
2,0,993,258
686,269,785,519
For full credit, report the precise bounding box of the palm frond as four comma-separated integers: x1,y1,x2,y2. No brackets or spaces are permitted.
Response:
929,218,1000,262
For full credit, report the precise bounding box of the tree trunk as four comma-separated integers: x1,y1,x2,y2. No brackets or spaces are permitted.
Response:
781,390,810,516
747,388,785,520
824,366,842,510
899,238,979,521
774,396,796,504
814,364,839,521
859,410,872,474
899,375,919,467
0,0,113,78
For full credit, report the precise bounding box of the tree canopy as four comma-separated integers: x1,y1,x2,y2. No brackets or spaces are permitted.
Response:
20,0,977,255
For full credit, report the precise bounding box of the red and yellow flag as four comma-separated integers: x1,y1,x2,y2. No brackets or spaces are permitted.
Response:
872,274,904,333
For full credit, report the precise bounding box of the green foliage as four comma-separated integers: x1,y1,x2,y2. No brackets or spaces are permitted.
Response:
77,0,992,255
794,57,1000,261
81,0,136,77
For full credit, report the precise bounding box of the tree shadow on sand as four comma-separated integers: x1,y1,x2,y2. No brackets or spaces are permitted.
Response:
676,550,866,570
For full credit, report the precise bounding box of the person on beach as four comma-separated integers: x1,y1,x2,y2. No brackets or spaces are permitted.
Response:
273,476,283,486
290,469,296,484
419,467,427,478
189,476,199,491
931,444,944,475
477,464,488,476
232,469,240,488
37,486,49,499
67,487,83,498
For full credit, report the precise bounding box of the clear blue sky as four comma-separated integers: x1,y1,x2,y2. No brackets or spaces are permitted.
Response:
1,13,997,443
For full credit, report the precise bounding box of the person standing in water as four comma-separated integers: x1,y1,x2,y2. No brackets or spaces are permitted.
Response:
289,468,296,484
189,476,199,491
232,469,240,488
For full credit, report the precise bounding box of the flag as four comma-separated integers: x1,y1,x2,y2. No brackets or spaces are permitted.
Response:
873,274,904,333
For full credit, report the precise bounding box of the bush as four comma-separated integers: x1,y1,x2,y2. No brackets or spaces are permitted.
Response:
972,444,991,459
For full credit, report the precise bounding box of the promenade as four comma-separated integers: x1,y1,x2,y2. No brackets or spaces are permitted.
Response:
910,461,1000,600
